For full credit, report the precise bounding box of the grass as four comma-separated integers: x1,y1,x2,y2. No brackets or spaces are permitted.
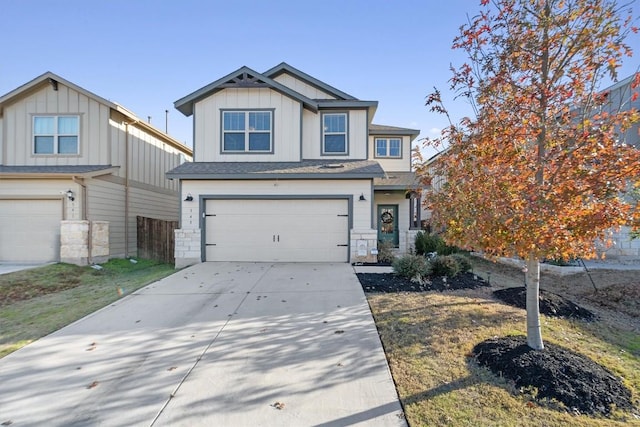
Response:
0,258,176,358
367,259,640,426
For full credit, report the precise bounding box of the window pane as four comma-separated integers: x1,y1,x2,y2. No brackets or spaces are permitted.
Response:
324,114,345,132
223,112,245,131
376,139,387,156
223,133,245,151
58,116,78,134
34,117,54,134
249,133,271,151
324,135,346,153
249,112,270,131
58,136,78,154
34,136,54,153
389,139,401,157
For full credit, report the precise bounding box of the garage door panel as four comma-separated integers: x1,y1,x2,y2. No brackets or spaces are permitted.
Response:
205,199,349,263
0,199,62,262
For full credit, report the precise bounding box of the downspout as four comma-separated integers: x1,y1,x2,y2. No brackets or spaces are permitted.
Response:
72,176,91,263
124,122,130,258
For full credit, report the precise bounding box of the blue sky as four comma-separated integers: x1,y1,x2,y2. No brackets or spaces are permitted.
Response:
2,0,638,158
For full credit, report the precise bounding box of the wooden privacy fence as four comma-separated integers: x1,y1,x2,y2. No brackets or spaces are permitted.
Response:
137,216,178,264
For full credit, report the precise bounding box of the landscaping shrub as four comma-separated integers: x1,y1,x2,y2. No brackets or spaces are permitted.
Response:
429,255,462,277
392,254,431,281
450,253,472,273
376,240,396,264
414,231,460,256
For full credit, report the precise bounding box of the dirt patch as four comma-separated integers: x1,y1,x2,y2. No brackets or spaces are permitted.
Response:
493,287,596,321
473,335,634,416
356,272,489,293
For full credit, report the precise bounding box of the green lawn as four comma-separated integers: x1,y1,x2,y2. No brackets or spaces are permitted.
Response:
0,258,176,358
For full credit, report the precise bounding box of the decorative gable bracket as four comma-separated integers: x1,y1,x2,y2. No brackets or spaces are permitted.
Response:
220,72,270,89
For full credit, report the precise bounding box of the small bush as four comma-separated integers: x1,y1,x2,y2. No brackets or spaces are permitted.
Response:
414,231,460,256
429,255,462,277
393,254,430,280
450,253,472,273
376,240,396,264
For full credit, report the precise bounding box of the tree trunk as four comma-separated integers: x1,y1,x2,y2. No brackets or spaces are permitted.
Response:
525,255,544,350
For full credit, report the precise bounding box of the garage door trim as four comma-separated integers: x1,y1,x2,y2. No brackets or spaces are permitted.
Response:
199,194,353,262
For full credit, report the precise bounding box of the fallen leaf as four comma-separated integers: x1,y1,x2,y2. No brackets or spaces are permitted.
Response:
87,381,99,389
167,367,177,371
2,420,13,426
272,401,285,410
334,330,345,334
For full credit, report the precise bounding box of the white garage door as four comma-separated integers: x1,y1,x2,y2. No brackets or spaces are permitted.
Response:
0,199,63,262
205,199,349,262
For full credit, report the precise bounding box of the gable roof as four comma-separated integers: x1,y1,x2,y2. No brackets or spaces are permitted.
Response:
174,66,319,116
263,62,356,101
0,165,119,178
0,72,192,156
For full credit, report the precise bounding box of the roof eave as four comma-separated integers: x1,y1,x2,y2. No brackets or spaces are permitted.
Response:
167,172,384,180
0,166,120,179
263,62,357,100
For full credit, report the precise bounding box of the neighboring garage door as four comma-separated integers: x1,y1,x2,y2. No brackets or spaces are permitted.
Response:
0,199,62,262
205,199,349,262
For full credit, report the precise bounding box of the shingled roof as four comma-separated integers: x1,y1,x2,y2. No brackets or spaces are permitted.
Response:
166,159,384,180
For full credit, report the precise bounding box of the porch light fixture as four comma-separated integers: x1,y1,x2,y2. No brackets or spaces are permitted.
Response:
66,189,75,201
359,193,366,201
184,193,194,202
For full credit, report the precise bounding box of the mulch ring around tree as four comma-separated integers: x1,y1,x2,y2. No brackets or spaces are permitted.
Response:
356,272,490,293
493,286,596,321
473,336,635,416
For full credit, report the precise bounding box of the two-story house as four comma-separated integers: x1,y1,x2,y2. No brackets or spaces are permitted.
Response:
0,72,192,264
167,63,420,267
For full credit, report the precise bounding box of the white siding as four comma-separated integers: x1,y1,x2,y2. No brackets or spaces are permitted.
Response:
302,109,368,160
194,88,301,162
273,73,338,100
180,179,373,231
369,135,413,172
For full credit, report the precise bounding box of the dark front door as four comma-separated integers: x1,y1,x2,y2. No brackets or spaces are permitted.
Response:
377,205,399,247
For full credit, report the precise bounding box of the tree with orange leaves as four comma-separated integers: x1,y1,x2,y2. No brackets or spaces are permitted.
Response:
420,0,640,350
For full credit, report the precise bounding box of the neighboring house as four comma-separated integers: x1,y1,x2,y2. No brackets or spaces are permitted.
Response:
167,63,420,267
599,73,640,259
0,72,193,264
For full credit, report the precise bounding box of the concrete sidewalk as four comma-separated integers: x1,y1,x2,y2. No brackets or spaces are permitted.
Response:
0,262,405,426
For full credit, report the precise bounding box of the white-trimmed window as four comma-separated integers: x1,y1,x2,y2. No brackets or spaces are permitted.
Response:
375,138,401,158
33,116,79,154
222,110,273,153
322,113,347,154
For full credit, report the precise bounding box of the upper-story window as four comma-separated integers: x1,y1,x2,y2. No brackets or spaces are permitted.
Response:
222,110,273,153
322,113,348,155
33,116,79,155
375,138,402,158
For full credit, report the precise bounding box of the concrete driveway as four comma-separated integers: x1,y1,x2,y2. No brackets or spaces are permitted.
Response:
0,262,406,426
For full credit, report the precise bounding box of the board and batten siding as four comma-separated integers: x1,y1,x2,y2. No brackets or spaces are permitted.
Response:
180,179,373,231
1,83,110,166
109,111,185,192
369,135,413,172
0,117,4,164
194,88,301,162
87,176,181,258
272,73,337,100
302,109,368,160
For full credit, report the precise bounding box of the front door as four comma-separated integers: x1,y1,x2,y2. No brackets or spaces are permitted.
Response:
377,205,399,247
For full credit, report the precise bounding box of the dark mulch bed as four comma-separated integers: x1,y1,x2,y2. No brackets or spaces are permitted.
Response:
473,336,634,416
493,287,596,321
356,272,490,293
